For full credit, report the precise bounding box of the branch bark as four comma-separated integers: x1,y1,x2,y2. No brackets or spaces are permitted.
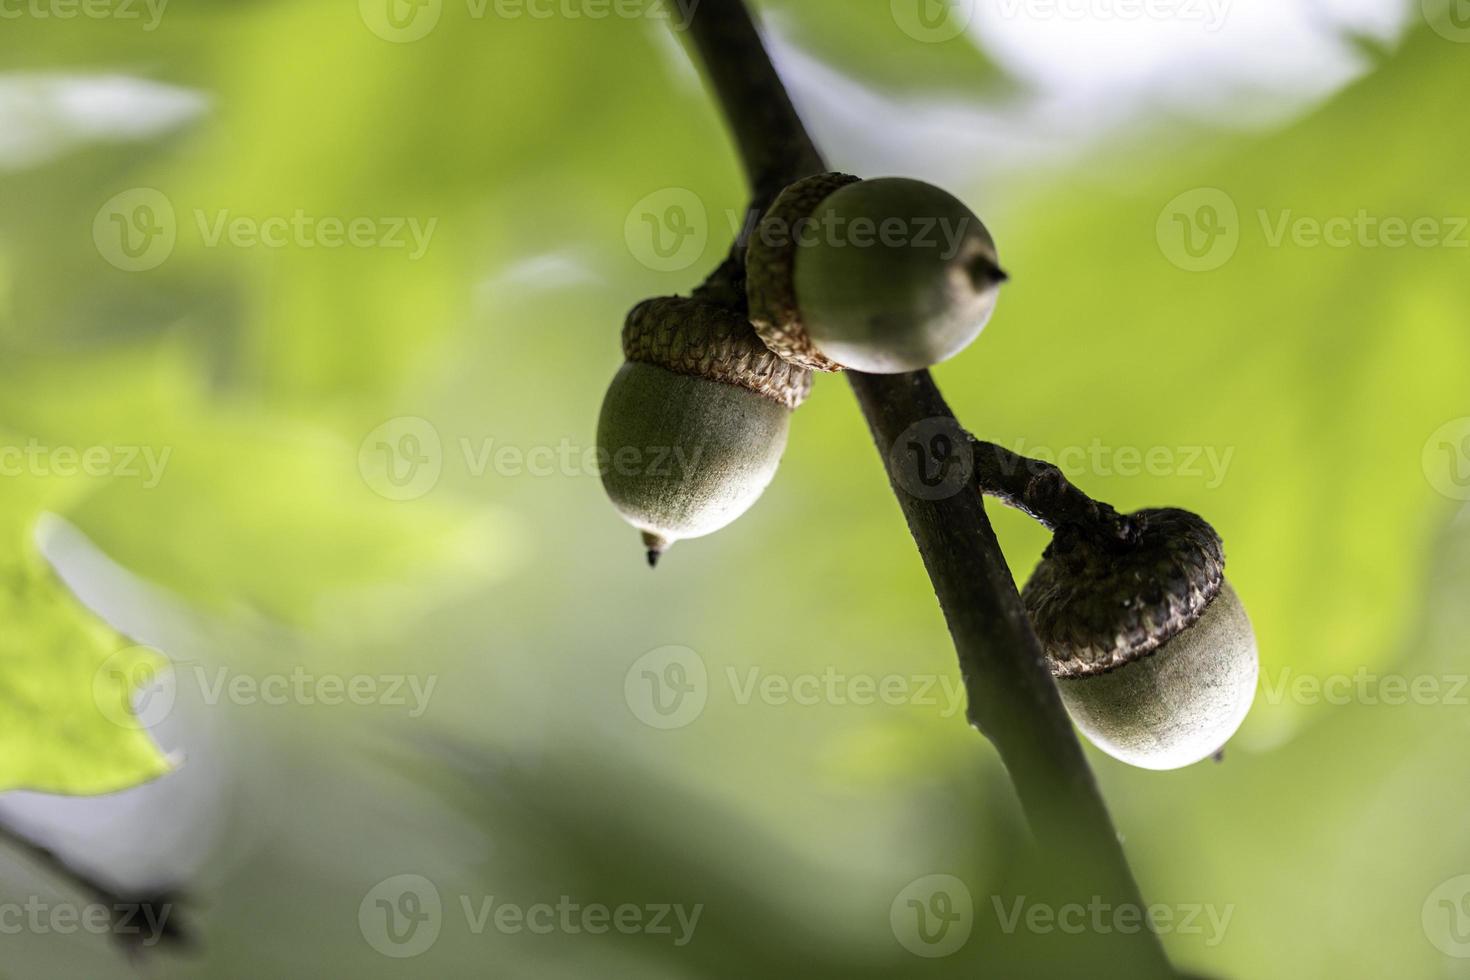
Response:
684,2,1176,974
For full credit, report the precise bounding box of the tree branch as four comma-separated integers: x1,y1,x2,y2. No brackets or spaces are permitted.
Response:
684,2,1176,974
683,0,822,213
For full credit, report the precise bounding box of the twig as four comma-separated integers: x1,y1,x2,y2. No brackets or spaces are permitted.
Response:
970,437,1135,539
0,821,193,957
683,2,1176,974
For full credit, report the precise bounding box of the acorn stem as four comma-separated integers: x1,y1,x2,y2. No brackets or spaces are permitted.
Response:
969,437,1135,543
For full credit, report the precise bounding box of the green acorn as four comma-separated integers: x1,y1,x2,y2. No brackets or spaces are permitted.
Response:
597,296,811,565
1023,508,1259,770
747,174,1005,374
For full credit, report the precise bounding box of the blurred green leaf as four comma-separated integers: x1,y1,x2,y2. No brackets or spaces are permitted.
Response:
0,340,519,637
0,454,170,794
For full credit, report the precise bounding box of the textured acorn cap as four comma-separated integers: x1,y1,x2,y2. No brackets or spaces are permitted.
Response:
745,172,862,373
624,296,812,409
1022,508,1225,680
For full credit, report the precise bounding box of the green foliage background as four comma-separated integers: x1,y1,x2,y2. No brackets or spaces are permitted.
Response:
0,1,1466,977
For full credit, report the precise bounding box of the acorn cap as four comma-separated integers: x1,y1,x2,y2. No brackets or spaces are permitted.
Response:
623,296,812,410
745,172,862,373
1022,508,1225,679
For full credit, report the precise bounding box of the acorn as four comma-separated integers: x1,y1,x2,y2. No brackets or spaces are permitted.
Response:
597,295,811,565
1022,508,1258,771
747,173,1006,374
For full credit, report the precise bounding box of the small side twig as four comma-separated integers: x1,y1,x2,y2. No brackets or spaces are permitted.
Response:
970,437,1135,540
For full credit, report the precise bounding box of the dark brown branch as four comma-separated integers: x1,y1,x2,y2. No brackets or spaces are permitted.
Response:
684,2,1176,975
683,3,823,214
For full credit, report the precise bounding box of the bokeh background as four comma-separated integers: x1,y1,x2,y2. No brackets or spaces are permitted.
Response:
0,0,1468,976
